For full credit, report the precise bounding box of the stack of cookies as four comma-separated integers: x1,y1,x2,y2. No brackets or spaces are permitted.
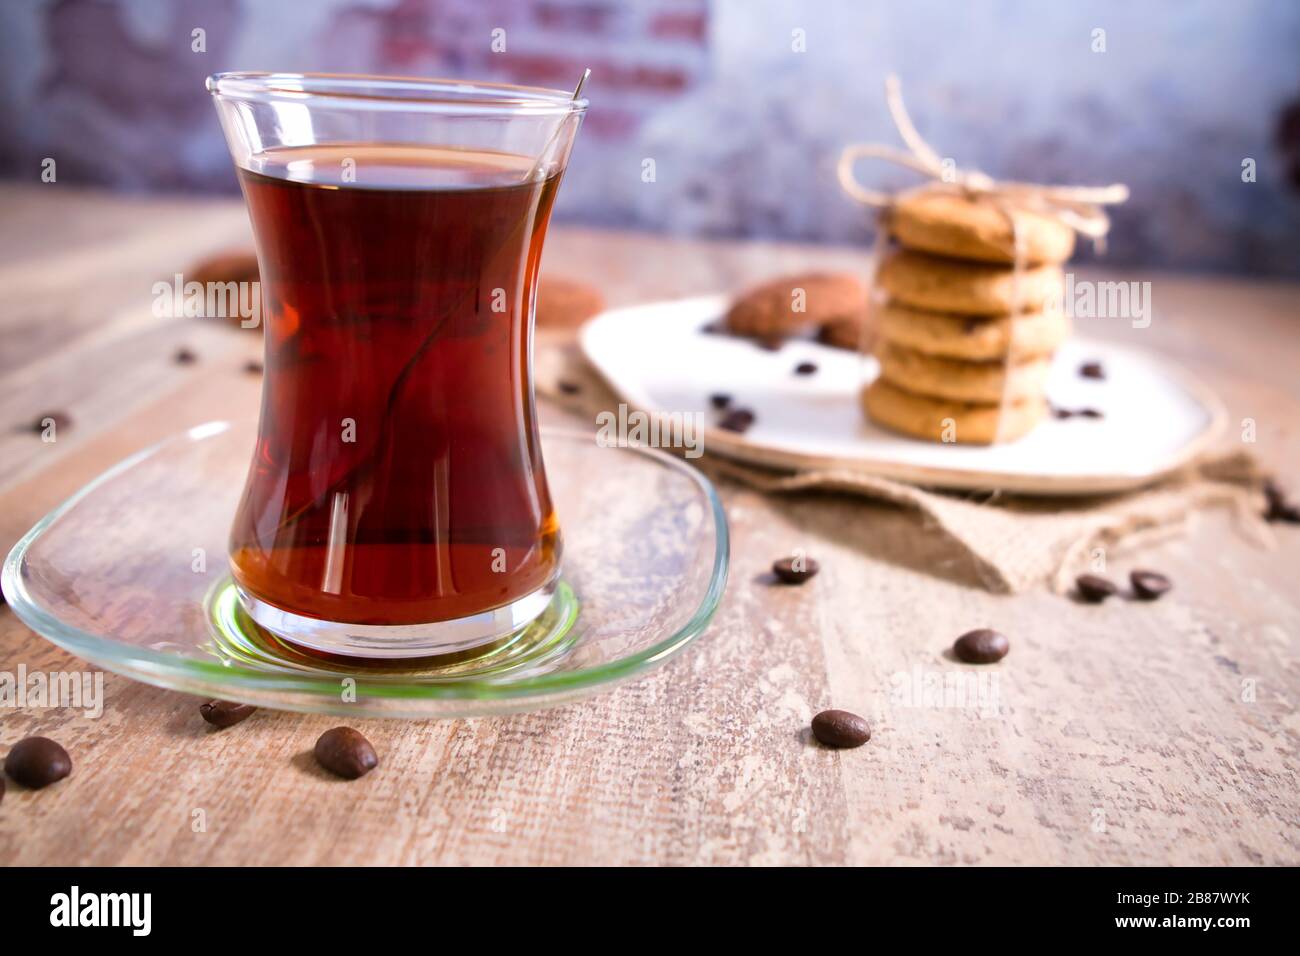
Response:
861,190,1074,444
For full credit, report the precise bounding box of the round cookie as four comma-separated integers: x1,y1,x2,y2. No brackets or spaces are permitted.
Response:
725,272,864,341
862,377,1047,445
876,250,1063,316
877,301,1070,361
889,188,1076,265
536,275,605,330
816,305,876,352
875,341,1051,404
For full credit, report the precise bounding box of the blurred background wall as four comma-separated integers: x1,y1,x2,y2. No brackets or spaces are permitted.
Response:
2,0,1298,275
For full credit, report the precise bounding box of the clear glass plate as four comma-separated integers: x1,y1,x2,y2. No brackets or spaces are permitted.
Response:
2,422,729,718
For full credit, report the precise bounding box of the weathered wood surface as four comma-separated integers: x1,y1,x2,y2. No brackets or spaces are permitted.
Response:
0,184,1297,865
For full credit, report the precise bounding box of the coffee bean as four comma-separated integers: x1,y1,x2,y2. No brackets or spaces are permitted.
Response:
1078,407,1104,419
4,736,71,789
709,392,732,410
174,346,198,365
772,555,819,584
794,361,818,376
1050,405,1074,420
1075,574,1118,603
953,628,1009,664
1079,360,1106,380
313,727,378,780
1263,480,1300,524
199,699,256,728
718,407,756,433
242,360,264,375
1130,569,1172,600
811,709,871,748
557,380,581,395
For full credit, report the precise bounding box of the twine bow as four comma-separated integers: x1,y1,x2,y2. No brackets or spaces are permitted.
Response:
838,75,1129,249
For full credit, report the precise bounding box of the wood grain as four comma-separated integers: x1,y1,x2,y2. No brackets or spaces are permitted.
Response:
0,184,1297,865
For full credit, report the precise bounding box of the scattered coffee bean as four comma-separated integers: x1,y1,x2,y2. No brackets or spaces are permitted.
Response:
557,380,581,395
772,555,819,584
953,628,1010,664
1050,405,1103,420
1130,569,1172,600
1263,480,1300,524
174,346,197,365
794,361,818,376
4,736,71,789
1075,574,1119,603
718,407,756,433
199,699,256,728
242,359,264,375
1079,360,1106,380
709,392,732,410
28,411,71,434
313,727,378,780
811,709,871,748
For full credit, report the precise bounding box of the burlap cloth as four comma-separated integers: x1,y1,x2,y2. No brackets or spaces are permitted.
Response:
536,341,1272,594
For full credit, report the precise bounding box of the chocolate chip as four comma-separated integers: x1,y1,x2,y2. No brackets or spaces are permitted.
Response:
242,360,264,375
28,411,71,433
1130,570,1172,600
313,727,378,779
811,709,871,748
953,628,1009,664
174,347,198,365
794,361,818,376
1079,361,1106,380
1075,574,1119,603
718,407,755,433
709,392,732,410
772,555,819,584
557,380,581,395
199,699,256,728
4,736,71,789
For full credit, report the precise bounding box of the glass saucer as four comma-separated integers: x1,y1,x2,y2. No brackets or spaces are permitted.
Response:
2,422,729,718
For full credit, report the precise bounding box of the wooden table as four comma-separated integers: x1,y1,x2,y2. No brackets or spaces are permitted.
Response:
1,184,1297,866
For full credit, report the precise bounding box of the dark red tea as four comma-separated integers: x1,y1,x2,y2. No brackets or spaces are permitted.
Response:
229,144,562,626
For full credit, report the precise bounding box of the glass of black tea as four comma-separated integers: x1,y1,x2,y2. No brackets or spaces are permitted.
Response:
208,73,586,658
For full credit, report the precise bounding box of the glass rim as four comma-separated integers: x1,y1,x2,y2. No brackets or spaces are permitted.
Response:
206,71,588,115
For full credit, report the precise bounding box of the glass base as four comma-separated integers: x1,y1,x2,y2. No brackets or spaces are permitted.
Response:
236,579,559,659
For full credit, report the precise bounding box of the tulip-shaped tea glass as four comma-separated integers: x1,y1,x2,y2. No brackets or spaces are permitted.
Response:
208,73,586,658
